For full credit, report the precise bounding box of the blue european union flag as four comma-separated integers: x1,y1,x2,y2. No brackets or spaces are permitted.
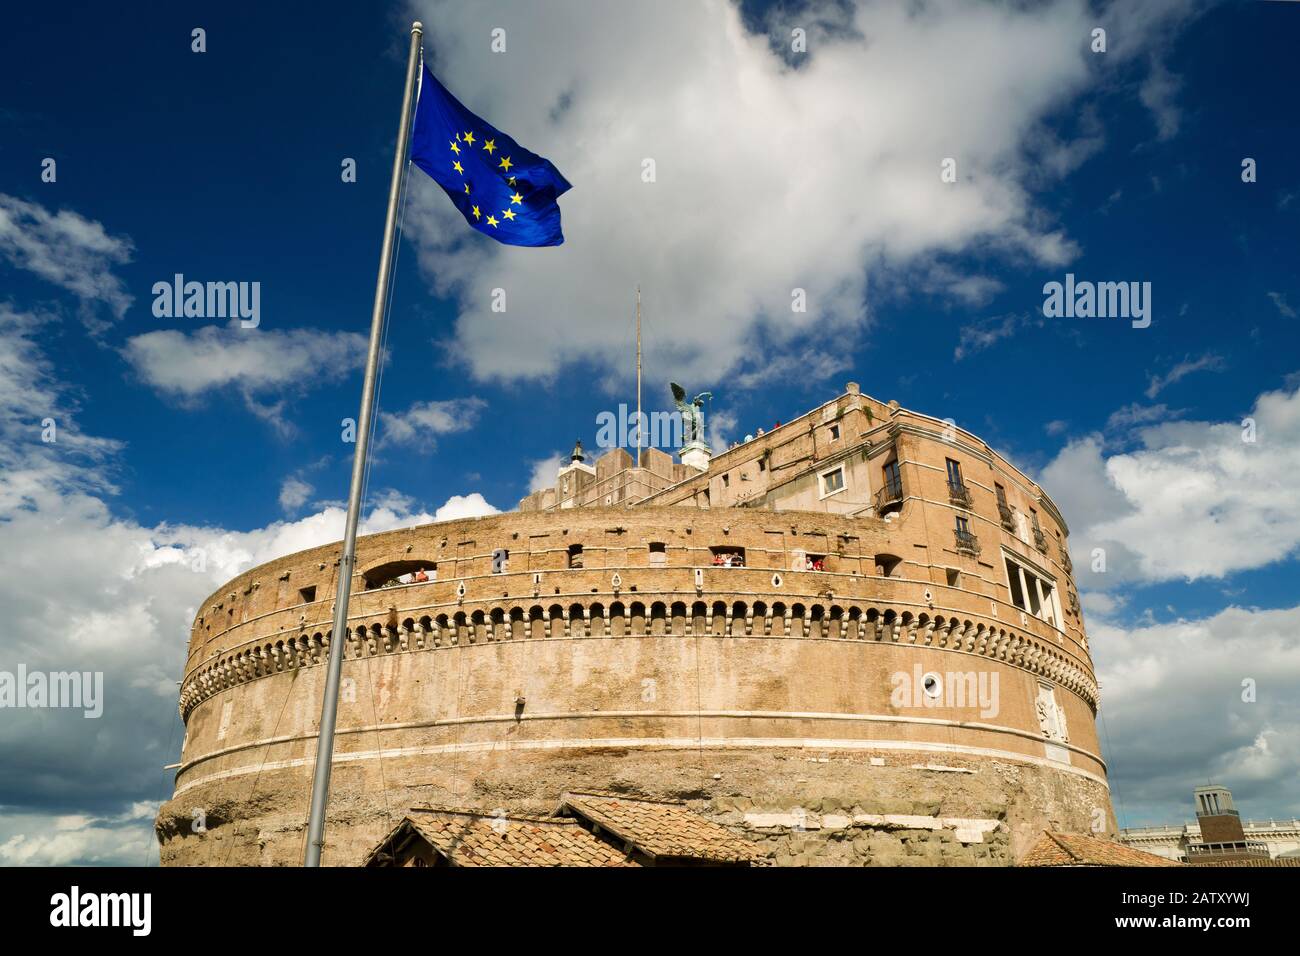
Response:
410,66,572,247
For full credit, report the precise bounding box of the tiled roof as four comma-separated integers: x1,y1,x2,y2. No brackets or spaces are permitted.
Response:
1193,857,1300,867
560,790,759,864
366,808,637,867
1019,831,1182,867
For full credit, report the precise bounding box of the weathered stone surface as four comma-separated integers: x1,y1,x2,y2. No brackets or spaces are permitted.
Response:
159,387,1108,867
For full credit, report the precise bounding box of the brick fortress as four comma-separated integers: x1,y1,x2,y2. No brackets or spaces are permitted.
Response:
156,383,1111,866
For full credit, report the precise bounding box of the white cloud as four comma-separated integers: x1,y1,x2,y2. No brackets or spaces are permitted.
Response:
122,323,366,399
528,453,565,492
401,0,1191,387
1267,291,1296,319
278,475,314,512
0,302,501,862
953,311,1038,361
0,193,134,328
1144,352,1225,399
1104,402,1175,432
379,397,487,448
1138,56,1182,141
432,492,499,522
1092,604,1300,824
1042,380,1300,586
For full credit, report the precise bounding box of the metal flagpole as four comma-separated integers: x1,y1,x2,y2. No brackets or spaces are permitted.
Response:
303,20,424,868
635,286,642,472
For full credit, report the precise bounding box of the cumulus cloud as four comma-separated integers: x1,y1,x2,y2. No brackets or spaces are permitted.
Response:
120,323,368,434
378,397,487,449
1043,380,1300,587
122,323,366,398
400,0,1198,388
1093,604,1300,825
0,302,500,863
0,193,134,328
278,475,314,512
432,492,499,521
527,453,565,492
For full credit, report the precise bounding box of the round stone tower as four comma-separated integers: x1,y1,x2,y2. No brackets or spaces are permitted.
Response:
156,388,1110,866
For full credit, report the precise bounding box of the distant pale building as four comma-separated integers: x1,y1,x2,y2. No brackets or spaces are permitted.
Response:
1121,785,1299,862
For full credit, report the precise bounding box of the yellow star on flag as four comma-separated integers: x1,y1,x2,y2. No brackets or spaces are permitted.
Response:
483,138,496,155
502,208,516,221
486,214,499,227
453,161,464,174
509,192,523,205
463,131,476,145
472,205,480,220
498,156,513,172
449,140,460,154
508,176,517,186
464,183,470,194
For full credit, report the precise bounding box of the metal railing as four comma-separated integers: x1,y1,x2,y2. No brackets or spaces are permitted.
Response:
947,480,973,509
954,529,981,556
997,501,1015,531
1032,527,1048,552
875,477,904,512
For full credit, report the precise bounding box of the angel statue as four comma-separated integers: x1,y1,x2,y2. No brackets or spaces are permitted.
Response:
670,382,712,447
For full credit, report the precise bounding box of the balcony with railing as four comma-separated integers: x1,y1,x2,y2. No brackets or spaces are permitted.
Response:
1059,545,1073,574
1032,527,1048,553
875,476,904,514
954,528,980,556
997,501,1015,532
947,480,973,510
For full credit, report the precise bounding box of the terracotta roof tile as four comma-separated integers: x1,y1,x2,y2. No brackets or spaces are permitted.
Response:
560,790,758,864
366,808,637,867
1019,831,1182,867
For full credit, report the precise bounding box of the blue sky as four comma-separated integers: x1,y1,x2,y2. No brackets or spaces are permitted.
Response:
1,0,1298,863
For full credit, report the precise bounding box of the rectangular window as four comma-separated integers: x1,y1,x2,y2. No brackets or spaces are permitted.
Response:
821,466,845,496
955,515,969,534
710,546,745,567
722,473,730,488
829,423,841,441
946,458,963,485
995,483,1008,506
298,585,317,604
567,544,584,569
648,542,667,567
945,568,960,587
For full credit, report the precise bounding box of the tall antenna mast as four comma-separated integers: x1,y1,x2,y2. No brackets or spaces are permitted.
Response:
635,285,642,473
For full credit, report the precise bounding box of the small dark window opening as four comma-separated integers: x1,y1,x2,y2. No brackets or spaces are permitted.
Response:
875,553,903,578
298,585,317,604
568,544,584,569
